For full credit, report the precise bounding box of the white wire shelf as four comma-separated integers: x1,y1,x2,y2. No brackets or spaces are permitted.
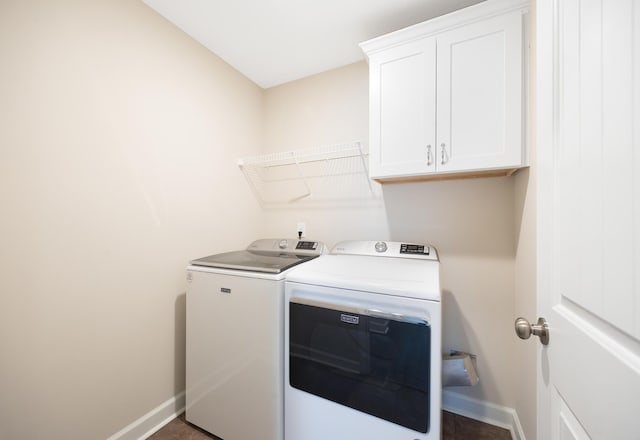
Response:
238,141,380,206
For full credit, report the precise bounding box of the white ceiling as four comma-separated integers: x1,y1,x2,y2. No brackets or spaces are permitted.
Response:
142,0,483,89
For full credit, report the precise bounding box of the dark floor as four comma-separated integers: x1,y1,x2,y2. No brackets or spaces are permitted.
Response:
442,411,512,439
148,411,512,440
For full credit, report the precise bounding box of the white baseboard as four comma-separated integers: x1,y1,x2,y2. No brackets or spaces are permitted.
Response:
108,390,523,440
442,389,526,440
106,392,185,440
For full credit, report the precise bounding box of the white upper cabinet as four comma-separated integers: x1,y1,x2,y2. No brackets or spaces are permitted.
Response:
361,0,529,181
370,37,438,177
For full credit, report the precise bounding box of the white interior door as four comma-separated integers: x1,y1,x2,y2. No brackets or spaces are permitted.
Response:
536,1,640,439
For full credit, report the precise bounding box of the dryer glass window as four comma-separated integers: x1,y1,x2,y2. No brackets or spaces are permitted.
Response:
289,301,431,433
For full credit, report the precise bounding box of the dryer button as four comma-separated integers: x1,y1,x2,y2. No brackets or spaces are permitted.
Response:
374,241,388,253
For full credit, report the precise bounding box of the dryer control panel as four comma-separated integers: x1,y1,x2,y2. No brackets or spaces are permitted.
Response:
331,241,438,261
400,243,429,255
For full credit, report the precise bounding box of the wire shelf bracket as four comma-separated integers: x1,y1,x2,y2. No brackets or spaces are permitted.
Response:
238,141,380,207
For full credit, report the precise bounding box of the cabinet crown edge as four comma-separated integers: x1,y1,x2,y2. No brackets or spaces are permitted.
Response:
359,0,529,57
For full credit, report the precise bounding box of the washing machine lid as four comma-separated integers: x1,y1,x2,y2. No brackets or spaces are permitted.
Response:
190,238,325,274
285,253,441,301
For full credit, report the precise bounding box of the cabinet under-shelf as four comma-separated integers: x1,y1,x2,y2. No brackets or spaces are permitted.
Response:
372,166,525,184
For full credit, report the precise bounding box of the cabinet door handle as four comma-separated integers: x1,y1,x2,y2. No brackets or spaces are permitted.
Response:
440,143,448,165
426,145,432,166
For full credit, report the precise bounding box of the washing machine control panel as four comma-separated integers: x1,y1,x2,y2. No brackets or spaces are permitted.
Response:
245,238,326,256
296,241,319,250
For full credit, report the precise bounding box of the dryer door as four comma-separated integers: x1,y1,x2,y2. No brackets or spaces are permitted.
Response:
289,297,431,433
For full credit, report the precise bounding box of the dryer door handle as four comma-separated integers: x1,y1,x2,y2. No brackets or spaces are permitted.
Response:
366,308,402,320
290,297,429,326
365,309,429,326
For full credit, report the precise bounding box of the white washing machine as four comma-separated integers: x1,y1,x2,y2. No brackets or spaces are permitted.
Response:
186,238,325,440
284,241,441,440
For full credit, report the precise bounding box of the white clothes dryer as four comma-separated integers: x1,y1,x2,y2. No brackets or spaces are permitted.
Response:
186,238,325,440
284,241,441,440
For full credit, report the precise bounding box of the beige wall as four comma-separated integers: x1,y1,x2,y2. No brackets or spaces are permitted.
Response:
0,1,263,439
262,61,520,410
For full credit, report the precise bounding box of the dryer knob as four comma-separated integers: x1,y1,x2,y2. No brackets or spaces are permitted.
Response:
374,241,388,253
278,239,288,249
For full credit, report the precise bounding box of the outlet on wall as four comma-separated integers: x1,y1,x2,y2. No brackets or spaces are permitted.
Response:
297,222,306,239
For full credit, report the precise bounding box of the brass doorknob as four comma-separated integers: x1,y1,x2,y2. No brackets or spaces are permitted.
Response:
515,317,549,345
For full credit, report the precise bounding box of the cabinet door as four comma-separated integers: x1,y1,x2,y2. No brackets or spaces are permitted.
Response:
369,37,436,179
436,11,524,173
